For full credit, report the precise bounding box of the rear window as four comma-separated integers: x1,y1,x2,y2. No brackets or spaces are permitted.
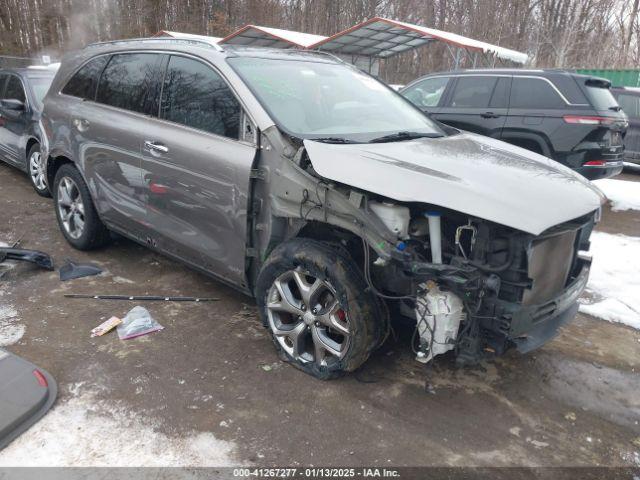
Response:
584,80,619,111
510,77,565,109
62,56,109,99
96,53,161,114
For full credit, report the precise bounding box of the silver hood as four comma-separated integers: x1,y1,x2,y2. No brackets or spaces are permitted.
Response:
304,133,605,235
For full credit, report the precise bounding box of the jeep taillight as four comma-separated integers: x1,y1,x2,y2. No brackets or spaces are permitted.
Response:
563,115,614,126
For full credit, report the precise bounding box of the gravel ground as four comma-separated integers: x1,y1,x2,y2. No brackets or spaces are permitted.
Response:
0,162,638,467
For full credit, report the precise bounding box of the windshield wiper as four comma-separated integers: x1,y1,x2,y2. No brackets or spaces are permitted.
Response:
368,131,444,143
313,137,359,144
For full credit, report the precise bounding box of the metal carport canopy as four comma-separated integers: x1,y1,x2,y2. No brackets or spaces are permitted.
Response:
220,25,327,49
308,17,528,64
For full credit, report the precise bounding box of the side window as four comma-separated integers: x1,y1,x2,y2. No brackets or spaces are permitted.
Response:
617,94,639,118
160,55,240,139
96,53,161,114
510,78,565,109
0,74,8,97
4,76,26,103
402,77,449,108
62,56,109,99
489,77,510,108
447,76,497,108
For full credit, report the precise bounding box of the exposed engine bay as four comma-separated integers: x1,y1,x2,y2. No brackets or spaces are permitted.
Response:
362,201,595,364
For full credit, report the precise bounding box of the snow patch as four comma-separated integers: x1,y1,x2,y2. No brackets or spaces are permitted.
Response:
593,179,640,212
0,304,24,346
238,25,327,48
0,390,239,466
112,275,135,284
579,232,640,329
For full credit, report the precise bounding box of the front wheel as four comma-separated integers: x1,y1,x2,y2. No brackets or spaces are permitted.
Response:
27,143,50,197
53,163,110,250
256,238,384,380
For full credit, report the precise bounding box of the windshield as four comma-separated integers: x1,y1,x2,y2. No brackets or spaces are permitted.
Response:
228,57,444,142
27,76,54,107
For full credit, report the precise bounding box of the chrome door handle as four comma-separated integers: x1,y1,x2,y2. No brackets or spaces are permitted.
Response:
144,141,169,154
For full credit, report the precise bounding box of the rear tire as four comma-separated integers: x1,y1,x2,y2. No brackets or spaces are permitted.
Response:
53,164,110,250
256,238,384,380
27,143,51,197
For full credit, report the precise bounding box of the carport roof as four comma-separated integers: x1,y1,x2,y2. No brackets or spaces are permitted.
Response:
154,19,527,65
220,25,327,49
309,17,528,64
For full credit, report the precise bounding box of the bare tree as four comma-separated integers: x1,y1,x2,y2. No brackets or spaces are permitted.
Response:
0,0,638,79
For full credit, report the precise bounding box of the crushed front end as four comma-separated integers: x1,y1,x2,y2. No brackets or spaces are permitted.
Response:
260,134,605,368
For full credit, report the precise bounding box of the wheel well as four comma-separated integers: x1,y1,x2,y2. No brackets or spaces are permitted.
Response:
25,138,39,158
46,155,73,189
296,221,364,266
506,137,545,156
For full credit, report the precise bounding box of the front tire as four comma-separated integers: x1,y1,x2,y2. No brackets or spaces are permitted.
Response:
53,164,110,250
256,238,384,380
27,143,50,197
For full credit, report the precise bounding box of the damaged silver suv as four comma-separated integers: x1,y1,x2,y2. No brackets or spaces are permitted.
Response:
41,39,604,379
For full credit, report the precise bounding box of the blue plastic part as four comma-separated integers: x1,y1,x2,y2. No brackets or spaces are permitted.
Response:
396,242,407,251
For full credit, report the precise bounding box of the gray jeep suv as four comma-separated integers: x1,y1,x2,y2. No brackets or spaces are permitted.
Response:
400,70,627,180
42,38,604,379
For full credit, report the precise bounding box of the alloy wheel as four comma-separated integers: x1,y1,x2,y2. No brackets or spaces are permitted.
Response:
266,267,350,367
57,176,85,239
29,151,46,191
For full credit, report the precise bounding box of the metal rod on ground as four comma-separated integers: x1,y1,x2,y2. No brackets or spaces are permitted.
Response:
64,294,219,302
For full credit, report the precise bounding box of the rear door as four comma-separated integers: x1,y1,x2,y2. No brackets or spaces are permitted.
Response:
65,52,164,237
0,73,9,162
502,76,574,159
434,75,509,138
615,91,640,162
0,75,29,166
140,54,257,287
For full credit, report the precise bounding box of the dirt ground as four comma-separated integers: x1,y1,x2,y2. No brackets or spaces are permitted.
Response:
0,162,639,467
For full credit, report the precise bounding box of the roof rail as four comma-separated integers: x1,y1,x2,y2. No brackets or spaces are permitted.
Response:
86,37,224,52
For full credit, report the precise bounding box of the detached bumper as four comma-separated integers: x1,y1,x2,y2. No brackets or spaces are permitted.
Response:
502,256,591,353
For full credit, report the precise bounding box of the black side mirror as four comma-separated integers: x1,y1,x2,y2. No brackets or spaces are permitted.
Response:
0,99,25,111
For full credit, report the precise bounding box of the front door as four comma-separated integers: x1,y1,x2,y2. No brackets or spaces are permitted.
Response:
435,75,510,138
140,55,257,287
0,75,29,167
